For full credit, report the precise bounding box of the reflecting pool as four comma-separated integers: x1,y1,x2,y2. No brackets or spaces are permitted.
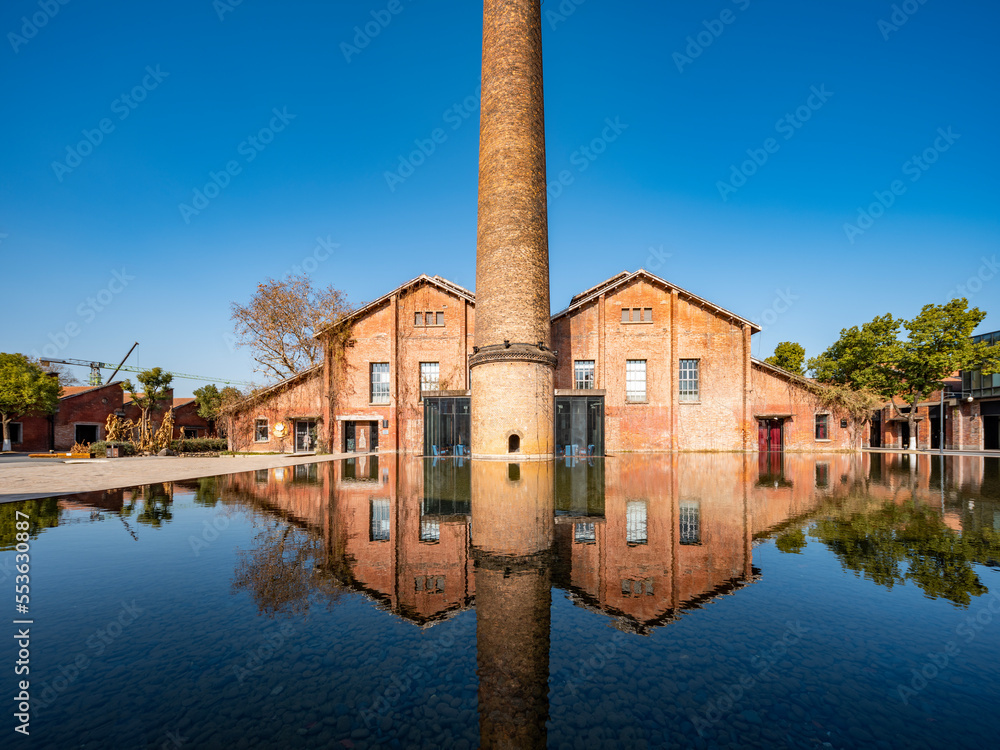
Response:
3,453,1000,748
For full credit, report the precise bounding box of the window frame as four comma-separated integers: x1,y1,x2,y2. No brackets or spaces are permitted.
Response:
815,413,831,441
626,359,647,402
370,498,391,542
574,360,596,390
254,418,269,443
370,362,391,404
679,359,700,403
7,422,23,444
419,361,440,399
626,499,648,546
620,307,653,324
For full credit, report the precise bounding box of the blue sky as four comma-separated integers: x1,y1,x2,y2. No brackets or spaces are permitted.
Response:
2,0,998,394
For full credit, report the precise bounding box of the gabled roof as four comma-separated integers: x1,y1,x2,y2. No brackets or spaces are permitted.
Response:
552,269,761,333
222,364,323,414
314,274,475,338
60,381,122,400
750,357,815,387
172,397,196,408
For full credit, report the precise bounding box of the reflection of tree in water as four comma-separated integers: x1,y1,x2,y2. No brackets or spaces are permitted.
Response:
232,518,343,617
192,477,220,507
775,527,807,554
122,484,174,527
812,501,1000,606
0,498,61,549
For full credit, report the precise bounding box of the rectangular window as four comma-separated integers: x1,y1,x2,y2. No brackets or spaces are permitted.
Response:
420,362,440,395
643,307,652,322
621,308,629,323
414,312,423,326
679,359,699,402
370,498,390,541
626,500,648,545
574,360,595,390
371,363,390,404
254,418,268,442
7,423,23,444
679,500,701,545
436,311,444,326
626,360,647,402
420,519,440,543
815,414,829,440
574,522,596,544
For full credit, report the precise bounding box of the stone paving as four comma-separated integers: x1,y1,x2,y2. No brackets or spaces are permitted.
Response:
0,452,371,503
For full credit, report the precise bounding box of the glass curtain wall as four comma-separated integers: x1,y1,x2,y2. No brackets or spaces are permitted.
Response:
423,397,471,456
555,396,605,456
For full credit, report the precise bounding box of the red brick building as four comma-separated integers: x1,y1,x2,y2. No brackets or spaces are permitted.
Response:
228,270,857,455
10,381,125,452
8,383,213,452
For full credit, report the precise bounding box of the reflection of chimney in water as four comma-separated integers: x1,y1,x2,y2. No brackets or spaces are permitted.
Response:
471,460,554,750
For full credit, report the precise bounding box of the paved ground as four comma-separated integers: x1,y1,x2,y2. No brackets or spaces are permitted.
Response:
0,452,372,503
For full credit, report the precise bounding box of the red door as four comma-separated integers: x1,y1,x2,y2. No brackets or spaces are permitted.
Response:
769,420,783,451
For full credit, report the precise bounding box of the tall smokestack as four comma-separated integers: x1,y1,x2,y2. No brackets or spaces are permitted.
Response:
470,0,556,459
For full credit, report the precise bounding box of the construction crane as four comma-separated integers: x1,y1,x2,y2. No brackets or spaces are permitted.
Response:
40,344,253,388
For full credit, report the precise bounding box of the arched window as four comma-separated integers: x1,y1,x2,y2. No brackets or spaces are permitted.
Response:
508,434,520,453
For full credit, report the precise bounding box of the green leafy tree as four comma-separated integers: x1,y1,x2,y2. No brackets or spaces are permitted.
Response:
765,341,806,375
122,368,174,450
809,301,1000,449
194,384,243,437
0,353,61,451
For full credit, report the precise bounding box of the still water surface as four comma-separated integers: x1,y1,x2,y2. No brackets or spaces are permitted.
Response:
3,452,999,749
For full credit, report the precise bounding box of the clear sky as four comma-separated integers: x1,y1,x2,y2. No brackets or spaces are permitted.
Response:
2,0,998,395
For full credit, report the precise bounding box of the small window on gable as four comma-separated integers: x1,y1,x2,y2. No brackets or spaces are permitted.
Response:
436,311,444,326
414,312,423,327
643,307,652,322
621,308,629,323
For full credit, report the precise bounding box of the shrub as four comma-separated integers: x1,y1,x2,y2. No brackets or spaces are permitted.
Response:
170,438,228,454
90,441,138,457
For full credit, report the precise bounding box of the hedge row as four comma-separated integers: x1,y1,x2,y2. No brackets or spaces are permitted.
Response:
89,441,138,457
169,438,228,454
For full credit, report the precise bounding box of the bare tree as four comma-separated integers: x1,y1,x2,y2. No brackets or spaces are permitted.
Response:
230,273,352,381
